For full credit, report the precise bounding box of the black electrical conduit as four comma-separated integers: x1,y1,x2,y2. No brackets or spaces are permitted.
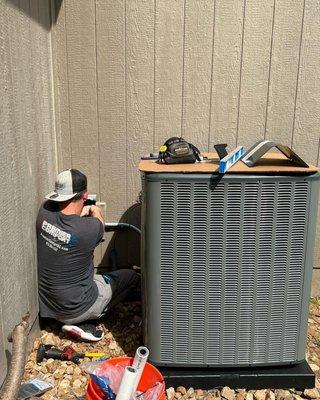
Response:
105,222,141,235
104,223,141,271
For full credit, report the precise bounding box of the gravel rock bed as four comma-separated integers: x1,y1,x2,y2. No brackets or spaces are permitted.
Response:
23,298,320,400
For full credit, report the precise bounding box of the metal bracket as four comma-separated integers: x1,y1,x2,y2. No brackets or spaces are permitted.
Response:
241,140,309,168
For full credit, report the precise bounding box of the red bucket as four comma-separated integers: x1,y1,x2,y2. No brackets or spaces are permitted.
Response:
86,356,165,400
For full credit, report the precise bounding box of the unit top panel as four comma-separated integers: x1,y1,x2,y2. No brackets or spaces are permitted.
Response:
139,152,318,175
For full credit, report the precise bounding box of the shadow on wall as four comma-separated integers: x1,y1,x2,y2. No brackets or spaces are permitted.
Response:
99,203,142,272
6,0,62,30
5,350,12,376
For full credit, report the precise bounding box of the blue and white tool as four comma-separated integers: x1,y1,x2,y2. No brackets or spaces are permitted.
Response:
218,146,245,173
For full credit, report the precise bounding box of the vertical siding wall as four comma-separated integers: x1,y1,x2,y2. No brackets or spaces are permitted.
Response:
52,0,320,268
0,0,56,384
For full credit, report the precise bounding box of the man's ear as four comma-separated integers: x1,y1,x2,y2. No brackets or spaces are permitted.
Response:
83,191,89,201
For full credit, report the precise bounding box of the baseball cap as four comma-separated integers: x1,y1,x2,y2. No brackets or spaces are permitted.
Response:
45,169,87,202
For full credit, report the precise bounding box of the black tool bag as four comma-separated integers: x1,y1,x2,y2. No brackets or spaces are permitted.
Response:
158,137,201,164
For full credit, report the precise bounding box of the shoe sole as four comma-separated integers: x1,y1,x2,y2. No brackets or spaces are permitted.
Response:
62,325,104,342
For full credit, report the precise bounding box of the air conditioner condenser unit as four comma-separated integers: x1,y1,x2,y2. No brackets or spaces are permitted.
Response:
141,172,319,368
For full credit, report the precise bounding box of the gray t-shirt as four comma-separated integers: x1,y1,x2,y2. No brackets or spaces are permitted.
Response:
36,201,104,320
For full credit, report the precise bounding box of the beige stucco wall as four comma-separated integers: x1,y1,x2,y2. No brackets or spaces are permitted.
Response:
52,0,320,270
0,0,56,384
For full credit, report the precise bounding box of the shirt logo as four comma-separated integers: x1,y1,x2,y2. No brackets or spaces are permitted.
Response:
41,220,71,244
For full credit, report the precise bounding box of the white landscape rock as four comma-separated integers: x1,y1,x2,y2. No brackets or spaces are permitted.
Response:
176,387,187,395
21,301,320,400
266,390,276,400
167,387,176,400
309,363,320,372
303,388,320,399
246,393,254,400
236,392,246,400
274,389,291,400
254,389,267,400
221,386,236,400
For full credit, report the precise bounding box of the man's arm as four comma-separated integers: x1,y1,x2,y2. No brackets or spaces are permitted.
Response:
81,204,104,225
88,205,104,226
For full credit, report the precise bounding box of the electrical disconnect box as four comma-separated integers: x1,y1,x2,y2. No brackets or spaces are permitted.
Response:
141,172,320,367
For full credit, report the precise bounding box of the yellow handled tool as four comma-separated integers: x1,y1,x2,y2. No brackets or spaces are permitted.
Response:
83,352,107,358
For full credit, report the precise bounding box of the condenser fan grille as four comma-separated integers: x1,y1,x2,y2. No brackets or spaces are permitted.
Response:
158,179,309,365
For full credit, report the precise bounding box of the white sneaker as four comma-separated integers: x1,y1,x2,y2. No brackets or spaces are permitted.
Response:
62,323,104,342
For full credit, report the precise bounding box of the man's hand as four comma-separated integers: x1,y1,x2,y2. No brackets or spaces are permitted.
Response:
82,205,104,225
80,205,91,217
